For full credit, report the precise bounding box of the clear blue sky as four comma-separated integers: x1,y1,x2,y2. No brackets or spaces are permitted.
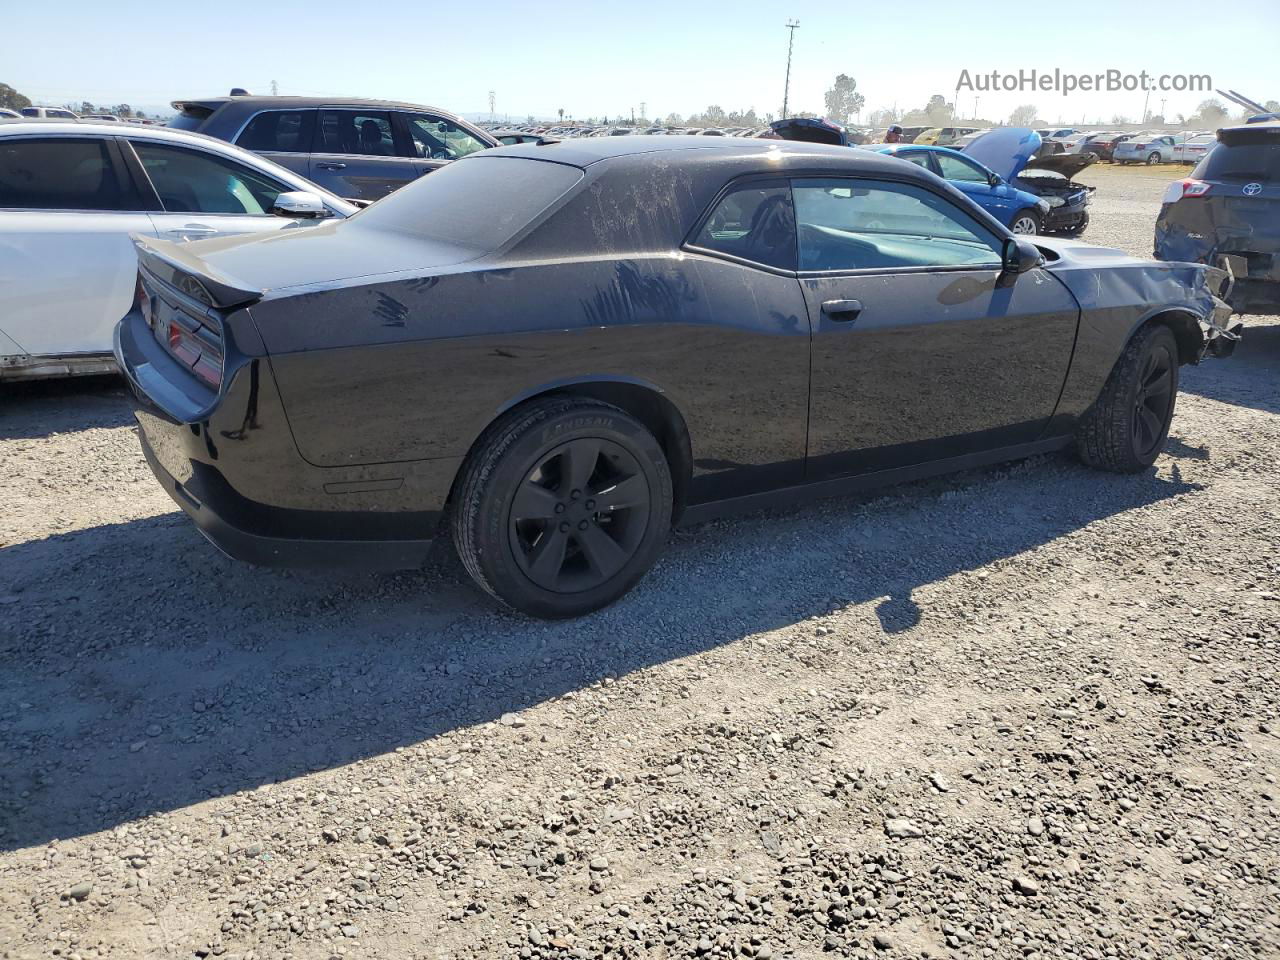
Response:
5,0,1277,124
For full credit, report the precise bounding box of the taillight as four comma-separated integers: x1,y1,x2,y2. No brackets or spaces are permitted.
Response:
152,297,223,388
135,276,152,328
1163,179,1210,203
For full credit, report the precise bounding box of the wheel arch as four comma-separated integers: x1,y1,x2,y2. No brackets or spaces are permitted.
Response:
1131,308,1205,365
453,375,694,521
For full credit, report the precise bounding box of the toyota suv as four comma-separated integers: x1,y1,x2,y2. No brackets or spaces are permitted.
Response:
168,93,498,201
1156,121,1280,314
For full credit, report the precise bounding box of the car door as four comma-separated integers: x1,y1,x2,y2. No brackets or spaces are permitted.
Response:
0,135,158,360
791,176,1080,480
931,151,1022,224
231,108,317,180
126,140,311,243
310,109,414,200
396,111,492,178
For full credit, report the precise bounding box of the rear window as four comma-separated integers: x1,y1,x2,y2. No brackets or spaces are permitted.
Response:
167,108,212,132
352,155,583,252
0,138,140,210
1196,142,1280,182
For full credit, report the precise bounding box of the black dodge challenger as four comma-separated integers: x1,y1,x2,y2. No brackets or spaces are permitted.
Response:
116,137,1239,618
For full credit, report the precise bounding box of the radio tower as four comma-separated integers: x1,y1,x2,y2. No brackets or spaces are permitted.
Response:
488,90,496,121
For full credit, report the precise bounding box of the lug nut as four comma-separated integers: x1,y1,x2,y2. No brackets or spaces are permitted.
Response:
578,520,589,531
559,522,570,533
585,499,596,510
554,503,566,514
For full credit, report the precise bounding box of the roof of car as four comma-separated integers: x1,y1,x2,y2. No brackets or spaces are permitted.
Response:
0,120,235,143
476,136,947,186
171,95,462,116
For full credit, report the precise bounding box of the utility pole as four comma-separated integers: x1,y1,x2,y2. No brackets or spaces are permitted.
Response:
974,96,980,121
1160,97,1166,122
640,102,646,123
270,79,278,96
781,19,799,118
1141,88,1150,124
488,90,496,121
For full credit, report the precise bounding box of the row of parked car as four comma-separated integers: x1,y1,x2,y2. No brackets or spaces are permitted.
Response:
1,90,1276,386
0,105,163,125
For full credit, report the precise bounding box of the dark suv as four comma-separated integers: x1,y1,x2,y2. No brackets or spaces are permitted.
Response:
1155,121,1280,314
169,95,498,201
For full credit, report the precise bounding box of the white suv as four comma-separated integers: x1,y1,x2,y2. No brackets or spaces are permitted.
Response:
0,122,356,381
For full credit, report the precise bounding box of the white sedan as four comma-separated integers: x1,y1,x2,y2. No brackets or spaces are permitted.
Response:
0,121,356,381
1172,134,1217,164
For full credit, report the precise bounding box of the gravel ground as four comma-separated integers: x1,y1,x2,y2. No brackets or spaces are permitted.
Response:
1,165,1278,960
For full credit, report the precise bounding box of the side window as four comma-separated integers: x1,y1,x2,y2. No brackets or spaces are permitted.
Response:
895,151,933,171
692,182,796,270
403,114,489,160
131,142,288,215
0,138,140,211
934,153,990,183
236,110,316,154
317,110,395,157
792,178,1003,272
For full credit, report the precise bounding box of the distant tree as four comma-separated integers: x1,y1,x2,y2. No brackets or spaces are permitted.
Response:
1146,114,1165,126
136,110,147,119
1008,104,1038,127
81,101,95,115
1193,98,1229,128
867,107,896,128
664,112,683,125
925,94,952,125
113,103,133,118
557,108,564,122
0,82,31,110
822,74,865,126
1110,114,1130,125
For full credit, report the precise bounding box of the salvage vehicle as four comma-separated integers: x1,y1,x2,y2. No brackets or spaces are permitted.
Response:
914,127,980,147
116,136,1238,619
761,117,850,146
169,93,497,201
0,121,355,381
963,128,1096,236
492,130,545,145
1156,121,1280,314
1114,134,1179,165
1172,134,1217,164
873,143,1049,234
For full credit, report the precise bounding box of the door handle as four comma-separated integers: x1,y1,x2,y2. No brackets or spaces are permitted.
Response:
315,162,347,170
165,225,217,240
821,299,864,322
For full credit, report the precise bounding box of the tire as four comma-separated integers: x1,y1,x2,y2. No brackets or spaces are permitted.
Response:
1146,151,1161,165
1075,324,1180,473
1010,208,1041,235
451,396,673,618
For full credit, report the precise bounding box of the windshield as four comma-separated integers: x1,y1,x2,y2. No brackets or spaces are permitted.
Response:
352,156,583,252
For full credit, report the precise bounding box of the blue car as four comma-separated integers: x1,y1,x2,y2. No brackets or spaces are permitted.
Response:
873,143,1049,235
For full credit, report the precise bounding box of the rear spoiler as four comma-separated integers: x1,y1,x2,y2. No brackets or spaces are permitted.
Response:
133,235,262,310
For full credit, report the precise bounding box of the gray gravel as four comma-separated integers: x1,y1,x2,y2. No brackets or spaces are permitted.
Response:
2,165,1278,960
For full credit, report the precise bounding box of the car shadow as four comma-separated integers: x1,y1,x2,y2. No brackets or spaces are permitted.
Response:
0,453,1199,851
0,374,134,440
1179,316,1280,415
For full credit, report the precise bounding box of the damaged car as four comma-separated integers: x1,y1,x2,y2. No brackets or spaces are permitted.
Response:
1156,121,1280,314
116,136,1238,619
963,127,1096,236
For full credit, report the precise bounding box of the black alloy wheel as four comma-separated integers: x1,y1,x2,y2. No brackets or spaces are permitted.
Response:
452,397,673,618
1076,324,1180,473
1131,341,1176,461
508,438,651,593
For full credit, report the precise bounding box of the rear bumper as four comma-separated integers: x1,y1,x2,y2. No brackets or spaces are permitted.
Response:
137,431,435,569
115,309,452,571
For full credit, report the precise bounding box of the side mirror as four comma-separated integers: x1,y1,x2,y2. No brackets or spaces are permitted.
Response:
272,191,328,219
988,172,1003,187
1002,237,1043,275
